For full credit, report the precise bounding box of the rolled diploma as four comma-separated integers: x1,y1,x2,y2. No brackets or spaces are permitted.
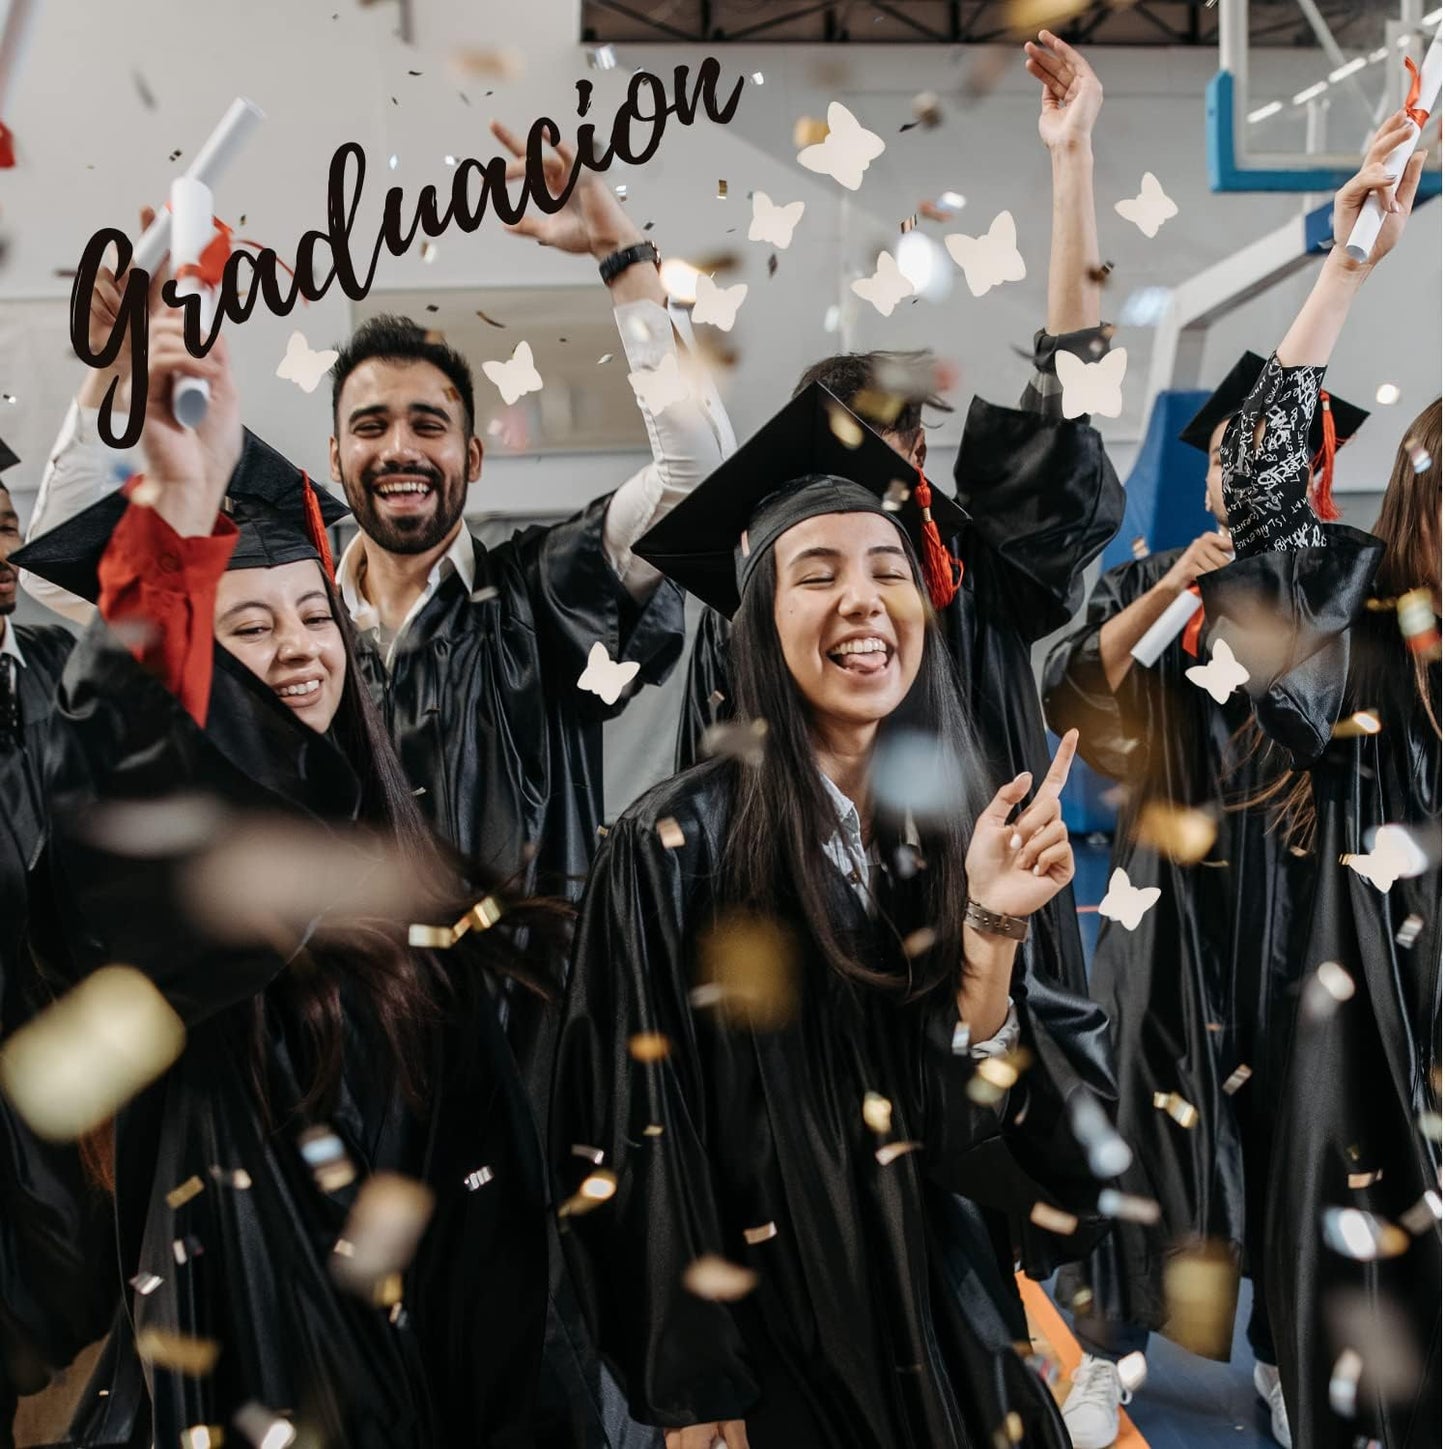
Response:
169,177,216,430
1346,29,1442,263
131,98,265,275
1131,589,1205,668
0,0,40,120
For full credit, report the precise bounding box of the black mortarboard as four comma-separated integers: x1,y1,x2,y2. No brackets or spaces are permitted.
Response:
13,430,348,603
1178,350,1369,456
634,383,967,618
0,436,19,477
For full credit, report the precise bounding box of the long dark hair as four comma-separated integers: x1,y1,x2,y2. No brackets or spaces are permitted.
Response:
247,581,562,1125
721,536,986,1001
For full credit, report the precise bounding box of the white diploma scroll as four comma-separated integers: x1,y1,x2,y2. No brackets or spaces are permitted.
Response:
131,98,265,276
0,0,41,119
169,177,216,429
1345,29,1442,263
1130,588,1205,668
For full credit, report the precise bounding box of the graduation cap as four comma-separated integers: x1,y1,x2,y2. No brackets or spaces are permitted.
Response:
0,436,19,478
1179,350,1368,521
13,430,349,603
634,382,967,618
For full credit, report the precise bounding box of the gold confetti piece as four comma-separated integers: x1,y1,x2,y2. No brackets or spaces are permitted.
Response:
132,478,163,508
1028,1202,1078,1235
0,965,185,1142
1130,535,1149,560
991,1410,1024,1447
420,240,437,264
572,1144,605,1165
882,480,913,514
135,1328,220,1377
1163,1240,1239,1359
166,1175,205,1210
743,1221,778,1245
558,1169,618,1218
1003,0,1090,35
1304,960,1356,1020
330,1173,436,1297
1097,1188,1161,1224
716,179,728,198
862,1092,894,1134
683,1253,758,1301
792,116,829,148
825,401,865,449
1070,1285,1095,1313
1399,1190,1442,1234
173,1235,204,1264
899,214,918,233
629,1032,671,1062
372,1272,403,1308
129,1271,163,1296
463,1166,494,1191
466,895,504,932
973,1047,1032,1097
1321,1206,1409,1260
1221,1064,1252,1095
1117,1349,1149,1393
1395,914,1424,947
1398,587,1442,659
699,717,769,768
208,1166,252,1190
1134,802,1217,864
695,913,799,1030
1152,1091,1199,1129
1347,1169,1383,1189
875,1140,922,1166
1421,1111,1443,1141
232,1402,297,1449
1328,1347,1363,1416
643,1124,664,1137
408,923,460,948
655,818,686,850
180,1426,225,1448
1332,709,1383,738
297,1126,355,1192
449,45,526,81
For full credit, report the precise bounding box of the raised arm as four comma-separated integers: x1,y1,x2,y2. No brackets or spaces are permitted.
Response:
492,121,734,600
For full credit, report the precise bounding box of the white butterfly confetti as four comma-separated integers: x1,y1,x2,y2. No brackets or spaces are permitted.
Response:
1184,637,1249,704
275,331,339,394
691,273,749,331
944,211,1026,298
481,341,543,405
1056,348,1128,420
577,641,641,706
1114,173,1179,238
627,353,692,414
850,251,915,317
797,102,885,191
1097,868,1162,932
748,191,806,250
1343,824,1431,892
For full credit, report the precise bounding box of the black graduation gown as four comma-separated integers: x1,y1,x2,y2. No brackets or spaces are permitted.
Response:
356,497,684,901
1201,531,1441,1448
0,624,118,1445
1041,552,1314,1340
37,625,550,1449
552,761,1120,1448
675,399,1124,1004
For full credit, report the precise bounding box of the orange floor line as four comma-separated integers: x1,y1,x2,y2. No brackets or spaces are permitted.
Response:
1016,1273,1150,1449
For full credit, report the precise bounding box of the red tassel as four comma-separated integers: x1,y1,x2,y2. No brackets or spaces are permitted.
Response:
1309,391,1340,522
0,120,15,169
911,469,962,610
300,472,336,584
1181,584,1206,658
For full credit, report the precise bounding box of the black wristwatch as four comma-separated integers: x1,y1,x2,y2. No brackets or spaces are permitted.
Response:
598,240,660,285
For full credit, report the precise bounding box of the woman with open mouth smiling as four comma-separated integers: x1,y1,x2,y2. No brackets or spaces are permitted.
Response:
551,386,1115,1449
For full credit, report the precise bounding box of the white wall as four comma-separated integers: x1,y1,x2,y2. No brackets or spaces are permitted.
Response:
0,0,1437,531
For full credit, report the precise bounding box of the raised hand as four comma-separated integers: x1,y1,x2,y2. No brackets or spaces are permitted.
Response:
965,729,1078,921
1331,109,1427,269
1161,530,1233,595
1024,31,1103,152
139,306,241,536
490,119,641,261
78,206,172,409
664,1421,750,1449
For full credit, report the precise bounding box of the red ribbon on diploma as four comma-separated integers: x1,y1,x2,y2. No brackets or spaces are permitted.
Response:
0,120,15,168
1404,56,1430,129
1181,584,1205,658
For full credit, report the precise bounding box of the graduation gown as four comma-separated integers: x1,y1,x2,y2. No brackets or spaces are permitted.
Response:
552,760,1119,1448
0,624,118,1445
675,398,1124,1004
38,626,550,1449
1041,552,1313,1340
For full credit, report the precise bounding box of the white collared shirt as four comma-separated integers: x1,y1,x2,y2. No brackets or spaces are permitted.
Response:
336,522,476,673
0,618,26,668
816,769,1020,1060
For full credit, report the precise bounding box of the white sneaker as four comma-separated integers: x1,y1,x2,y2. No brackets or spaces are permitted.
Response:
1254,1361,1292,1447
1061,1354,1131,1449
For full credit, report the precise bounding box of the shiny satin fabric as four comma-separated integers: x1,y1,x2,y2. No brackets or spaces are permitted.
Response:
552,759,1119,1448
1203,538,1441,1447
34,626,550,1448
1042,550,1314,1343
